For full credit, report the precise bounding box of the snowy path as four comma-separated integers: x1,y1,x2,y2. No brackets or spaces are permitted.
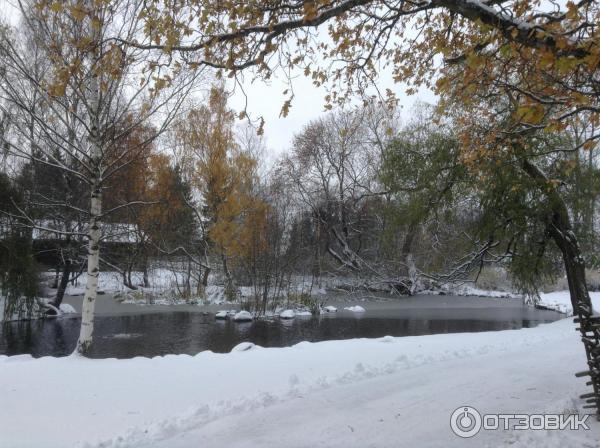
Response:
146,332,598,448
1,318,599,447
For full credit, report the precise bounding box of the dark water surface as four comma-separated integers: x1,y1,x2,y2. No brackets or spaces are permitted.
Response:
0,296,561,358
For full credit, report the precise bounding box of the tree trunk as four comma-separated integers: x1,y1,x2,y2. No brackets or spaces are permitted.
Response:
401,220,419,294
142,256,150,288
51,265,59,289
522,159,593,314
522,159,599,418
222,252,236,300
202,265,210,287
75,1,102,356
75,178,102,355
185,258,192,299
52,258,71,309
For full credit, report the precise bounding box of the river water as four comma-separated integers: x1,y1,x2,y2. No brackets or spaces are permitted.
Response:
0,294,561,358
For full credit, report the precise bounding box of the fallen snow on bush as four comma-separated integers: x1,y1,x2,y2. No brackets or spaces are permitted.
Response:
1,318,598,448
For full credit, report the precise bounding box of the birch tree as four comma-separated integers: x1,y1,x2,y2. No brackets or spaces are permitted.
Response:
0,0,199,354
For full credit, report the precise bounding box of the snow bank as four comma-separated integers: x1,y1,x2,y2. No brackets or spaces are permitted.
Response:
436,288,600,317
1,318,597,448
537,291,600,315
445,284,521,299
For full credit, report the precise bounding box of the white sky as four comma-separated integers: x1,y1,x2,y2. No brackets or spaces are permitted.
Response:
0,0,437,158
229,69,436,158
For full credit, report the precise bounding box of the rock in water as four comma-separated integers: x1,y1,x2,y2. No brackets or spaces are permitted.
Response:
344,305,366,313
215,310,228,319
279,309,296,319
233,310,253,322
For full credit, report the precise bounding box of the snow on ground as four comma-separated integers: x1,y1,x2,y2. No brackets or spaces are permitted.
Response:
63,270,327,306
439,285,600,316
0,319,598,448
537,291,600,315
440,284,521,299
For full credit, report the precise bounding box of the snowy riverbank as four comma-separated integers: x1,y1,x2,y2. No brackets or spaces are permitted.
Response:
48,269,600,317
1,318,598,448
445,285,600,316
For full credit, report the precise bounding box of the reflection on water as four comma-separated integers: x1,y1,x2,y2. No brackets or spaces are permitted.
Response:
0,304,560,359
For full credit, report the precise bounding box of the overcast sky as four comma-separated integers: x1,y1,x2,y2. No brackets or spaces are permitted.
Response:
229,69,436,158
0,0,436,157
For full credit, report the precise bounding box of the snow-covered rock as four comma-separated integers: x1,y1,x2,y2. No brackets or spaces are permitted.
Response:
296,310,312,317
344,305,365,313
279,309,295,319
215,311,228,320
233,311,253,322
323,305,337,313
59,304,76,314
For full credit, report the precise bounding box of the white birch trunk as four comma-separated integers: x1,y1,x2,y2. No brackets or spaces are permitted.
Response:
75,182,102,354
75,3,102,355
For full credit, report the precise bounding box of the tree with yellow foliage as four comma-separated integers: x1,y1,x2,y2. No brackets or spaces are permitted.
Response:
125,0,600,409
176,86,267,300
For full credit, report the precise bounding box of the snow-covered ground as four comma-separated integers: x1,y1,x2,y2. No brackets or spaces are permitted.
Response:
59,270,327,306
0,318,598,448
441,284,600,316
536,291,600,315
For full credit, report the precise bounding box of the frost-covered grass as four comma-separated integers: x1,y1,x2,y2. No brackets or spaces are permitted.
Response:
0,318,598,447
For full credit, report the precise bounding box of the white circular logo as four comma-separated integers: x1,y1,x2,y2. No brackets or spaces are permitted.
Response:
450,406,482,438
